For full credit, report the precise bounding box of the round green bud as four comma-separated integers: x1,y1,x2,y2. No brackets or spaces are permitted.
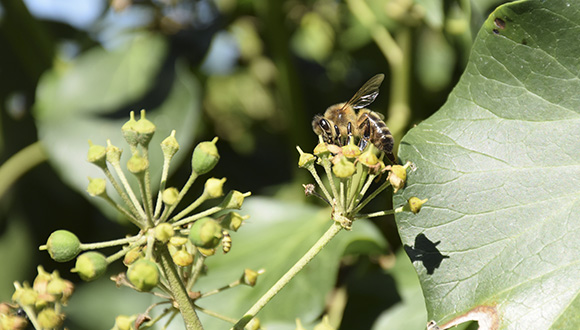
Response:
13,288,37,306
219,212,248,232
106,140,122,165
172,249,194,267
114,315,137,330
73,252,107,281
161,130,180,159
37,308,63,329
297,146,316,168
123,247,142,266
87,141,107,168
219,190,251,210
388,165,407,193
169,236,188,247
127,259,159,292
247,318,261,330
122,111,139,148
204,177,226,199
188,218,223,248
358,149,379,168
154,223,174,243
313,142,330,156
242,268,262,287
408,197,427,214
332,155,355,178
127,152,149,174
162,187,179,206
45,230,81,262
191,138,220,175
134,110,156,147
86,177,107,197
2,314,27,330
342,144,361,159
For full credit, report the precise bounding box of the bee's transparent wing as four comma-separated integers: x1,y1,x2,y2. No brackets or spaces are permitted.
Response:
343,74,385,110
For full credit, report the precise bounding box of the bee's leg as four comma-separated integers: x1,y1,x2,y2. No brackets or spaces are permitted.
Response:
346,122,354,145
358,117,371,151
334,124,342,146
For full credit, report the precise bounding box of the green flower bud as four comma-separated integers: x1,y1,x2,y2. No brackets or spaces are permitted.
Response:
2,314,27,330
296,146,316,168
73,252,107,281
127,259,159,292
219,212,248,232
134,110,156,147
204,177,226,199
196,247,216,256
37,308,63,329
33,266,52,292
161,130,180,160
358,149,379,168
13,288,37,306
47,274,74,305
154,223,174,243
188,218,223,248
162,187,179,206
87,141,107,168
247,318,261,330
242,268,263,287
191,138,220,175
219,190,251,210
169,236,188,247
342,144,361,159
332,155,355,178
408,197,427,214
87,177,107,197
313,142,330,156
106,140,122,165
43,230,82,262
114,315,136,330
172,249,194,267
127,152,149,174
122,111,139,148
388,165,407,193
123,247,142,266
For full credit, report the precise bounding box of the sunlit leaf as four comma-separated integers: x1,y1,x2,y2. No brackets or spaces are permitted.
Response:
396,1,580,329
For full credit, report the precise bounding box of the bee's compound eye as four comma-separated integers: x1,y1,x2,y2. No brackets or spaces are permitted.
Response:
320,119,331,131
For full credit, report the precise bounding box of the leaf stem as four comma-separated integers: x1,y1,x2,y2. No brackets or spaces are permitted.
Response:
231,222,343,330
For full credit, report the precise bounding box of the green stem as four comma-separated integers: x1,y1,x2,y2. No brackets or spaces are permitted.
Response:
172,206,222,228
154,156,172,220
187,251,206,291
79,235,142,251
173,192,209,221
158,245,203,330
0,141,47,201
353,180,391,214
232,222,343,330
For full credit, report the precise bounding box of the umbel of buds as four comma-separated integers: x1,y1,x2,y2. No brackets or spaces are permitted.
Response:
38,110,255,330
297,139,423,230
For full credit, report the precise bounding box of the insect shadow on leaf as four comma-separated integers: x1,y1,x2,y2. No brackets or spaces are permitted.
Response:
404,233,449,275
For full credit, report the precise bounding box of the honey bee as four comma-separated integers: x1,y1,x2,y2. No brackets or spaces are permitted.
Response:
312,74,395,162
221,230,232,254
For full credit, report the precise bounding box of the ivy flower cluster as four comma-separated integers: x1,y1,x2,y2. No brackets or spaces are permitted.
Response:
297,137,425,230
37,110,259,330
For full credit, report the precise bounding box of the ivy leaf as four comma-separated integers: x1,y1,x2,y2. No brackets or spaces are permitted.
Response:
395,0,580,329
194,197,387,329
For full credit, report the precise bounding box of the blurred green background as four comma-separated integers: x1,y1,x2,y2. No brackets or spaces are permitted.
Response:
0,0,511,329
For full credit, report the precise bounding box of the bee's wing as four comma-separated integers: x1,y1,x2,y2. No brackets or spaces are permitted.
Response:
343,74,385,110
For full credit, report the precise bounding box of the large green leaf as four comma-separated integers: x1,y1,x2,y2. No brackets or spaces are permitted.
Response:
33,33,200,217
395,0,580,329
194,197,387,329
